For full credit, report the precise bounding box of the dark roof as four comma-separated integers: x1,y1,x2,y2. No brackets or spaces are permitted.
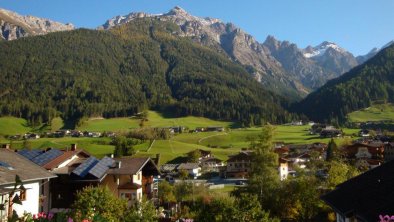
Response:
227,151,253,162
0,149,56,186
200,157,222,163
118,182,142,190
108,157,159,176
31,149,63,166
321,160,394,221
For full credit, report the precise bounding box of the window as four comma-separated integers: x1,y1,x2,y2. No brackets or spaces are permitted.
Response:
19,189,26,201
138,173,140,180
120,193,132,200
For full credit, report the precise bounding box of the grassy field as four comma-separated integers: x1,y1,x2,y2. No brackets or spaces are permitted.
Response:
0,124,360,164
0,137,113,158
0,111,362,165
77,111,235,132
348,103,394,122
0,117,32,135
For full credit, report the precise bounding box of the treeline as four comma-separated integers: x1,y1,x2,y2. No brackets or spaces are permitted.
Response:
292,44,394,124
0,18,295,127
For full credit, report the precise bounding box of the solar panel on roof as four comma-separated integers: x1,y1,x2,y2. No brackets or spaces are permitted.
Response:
88,157,114,179
18,150,44,160
31,149,63,166
72,157,99,178
0,161,13,170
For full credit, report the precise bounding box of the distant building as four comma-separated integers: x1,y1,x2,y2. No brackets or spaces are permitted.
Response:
320,129,342,138
177,163,201,178
279,158,289,180
225,151,252,178
321,160,394,222
385,143,394,161
342,142,384,169
200,157,224,172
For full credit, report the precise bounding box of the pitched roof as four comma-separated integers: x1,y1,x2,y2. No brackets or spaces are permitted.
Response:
227,151,253,162
118,182,142,190
42,149,90,170
0,149,56,186
321,160,394,221
177,163,200,170
108,157,159,176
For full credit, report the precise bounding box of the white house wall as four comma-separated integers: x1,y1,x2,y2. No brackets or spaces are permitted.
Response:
7,181,40,217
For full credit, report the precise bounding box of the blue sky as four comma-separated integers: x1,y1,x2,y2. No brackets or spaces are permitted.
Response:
0,0,393,56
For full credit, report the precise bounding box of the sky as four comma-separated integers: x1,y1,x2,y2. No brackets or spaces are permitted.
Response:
0,0,393,56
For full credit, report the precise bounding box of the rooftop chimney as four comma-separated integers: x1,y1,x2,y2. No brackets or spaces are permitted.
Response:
71,144,77,151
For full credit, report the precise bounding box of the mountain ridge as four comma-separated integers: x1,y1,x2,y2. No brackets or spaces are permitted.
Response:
0,8,74,40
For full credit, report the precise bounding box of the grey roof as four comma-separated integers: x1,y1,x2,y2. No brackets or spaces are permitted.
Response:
31,149,63,166
72,157,99,178
177,163,200,170
0,149,56,186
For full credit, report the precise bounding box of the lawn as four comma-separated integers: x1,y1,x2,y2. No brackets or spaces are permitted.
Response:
134,138,240,165
348,103,394,122
0,117,32,135
144,111,235,129
76,111,236,132
0,137,114,158
78,117,141,132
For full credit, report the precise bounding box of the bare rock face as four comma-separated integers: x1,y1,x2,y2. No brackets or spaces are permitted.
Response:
100,6,304,98
0,8,74,41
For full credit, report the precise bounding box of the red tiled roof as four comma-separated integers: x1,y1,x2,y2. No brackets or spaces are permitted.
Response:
343,143,384,157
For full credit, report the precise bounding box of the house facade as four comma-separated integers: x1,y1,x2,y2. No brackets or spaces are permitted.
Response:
177,163,201,178
225,151,252,178
342,142,384,169
0,148,56,221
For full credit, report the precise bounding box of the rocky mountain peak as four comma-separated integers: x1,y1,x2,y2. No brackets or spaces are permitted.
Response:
166,6,189,16
0,8,74,40
264,35,281,50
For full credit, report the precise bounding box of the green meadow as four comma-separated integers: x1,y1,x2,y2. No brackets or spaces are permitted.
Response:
0,110,361,165
76,111,235,132
348,103,394,122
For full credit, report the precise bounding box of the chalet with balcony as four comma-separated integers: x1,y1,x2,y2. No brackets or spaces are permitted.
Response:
225,151,252,178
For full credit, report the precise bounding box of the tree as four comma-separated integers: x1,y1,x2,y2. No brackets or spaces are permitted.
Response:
326,138,338,161
124,198,158,222
325,160,359,190
245,124,280,209
112,136,136,157
278,176,322,221
187,150,201,163
72,186,127,222
22,139,32,150
158,180,176,205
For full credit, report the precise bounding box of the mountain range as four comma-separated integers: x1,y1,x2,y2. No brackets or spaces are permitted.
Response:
293,43,394,123
0,8,74,40
0,6,393,125
2,6,390,99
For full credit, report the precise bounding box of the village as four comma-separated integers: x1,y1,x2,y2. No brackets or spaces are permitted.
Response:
1,121,393,221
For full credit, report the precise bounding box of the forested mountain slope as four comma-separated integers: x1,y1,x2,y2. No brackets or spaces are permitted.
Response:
292,44,394,123
0,18,295,127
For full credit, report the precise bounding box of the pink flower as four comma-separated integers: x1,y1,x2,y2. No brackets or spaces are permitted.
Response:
67,218,74,222
48,212,54,220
